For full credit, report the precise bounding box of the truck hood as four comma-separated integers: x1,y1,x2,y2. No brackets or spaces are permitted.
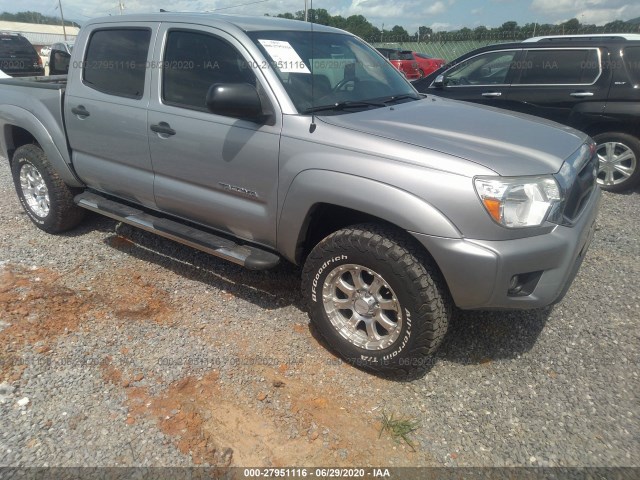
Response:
318,96,588,176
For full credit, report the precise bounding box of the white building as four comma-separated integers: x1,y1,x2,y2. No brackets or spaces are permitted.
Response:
0,21,79,49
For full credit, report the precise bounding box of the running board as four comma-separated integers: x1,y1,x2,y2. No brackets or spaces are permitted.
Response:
74,191,280,270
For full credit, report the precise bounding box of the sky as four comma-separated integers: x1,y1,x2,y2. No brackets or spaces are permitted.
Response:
2,0,640,33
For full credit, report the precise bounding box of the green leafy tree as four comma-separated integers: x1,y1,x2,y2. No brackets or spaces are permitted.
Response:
389,25,409,39
501,21,518,32
344,15,379,40
309,8,331,26
561,18,581,32
473,25,488,39
604,20,629,32
417,26,433,40
329,15,347,30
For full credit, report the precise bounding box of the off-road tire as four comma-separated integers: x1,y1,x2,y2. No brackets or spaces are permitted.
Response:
302,223,451,380
593,132,640,193
10,144,85,233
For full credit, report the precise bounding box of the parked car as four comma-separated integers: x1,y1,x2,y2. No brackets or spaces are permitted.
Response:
0,33,44,77
413,34,640,192
376,48,421,80
412,51,445,77
0,14,600,378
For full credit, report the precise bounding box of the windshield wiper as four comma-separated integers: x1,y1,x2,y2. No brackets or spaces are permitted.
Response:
380,94,421,104
304,100,387,114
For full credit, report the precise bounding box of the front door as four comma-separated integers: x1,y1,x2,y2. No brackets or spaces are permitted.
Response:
429,49,520,107
147,25,282,247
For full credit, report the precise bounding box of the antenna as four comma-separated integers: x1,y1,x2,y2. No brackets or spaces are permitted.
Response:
58,0,67,40
309,0,316,133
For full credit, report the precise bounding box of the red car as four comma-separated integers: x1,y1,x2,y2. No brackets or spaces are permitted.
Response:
412,52,445,77
376,48,421,80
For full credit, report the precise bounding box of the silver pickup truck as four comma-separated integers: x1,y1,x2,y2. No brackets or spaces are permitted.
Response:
0,13,601,378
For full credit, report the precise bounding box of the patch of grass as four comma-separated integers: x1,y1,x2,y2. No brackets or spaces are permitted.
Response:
378,411,421,451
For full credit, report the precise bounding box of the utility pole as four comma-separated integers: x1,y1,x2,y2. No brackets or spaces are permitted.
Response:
119,1,125,15
304,0,308,22
58,0,67,40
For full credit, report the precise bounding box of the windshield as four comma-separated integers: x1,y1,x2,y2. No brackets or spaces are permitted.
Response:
390,51,414,61
248,31,417,114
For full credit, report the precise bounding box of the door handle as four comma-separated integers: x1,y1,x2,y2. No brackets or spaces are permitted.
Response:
150,122,176,137
570,92,594,97
71,106,90,118
481,92,502,97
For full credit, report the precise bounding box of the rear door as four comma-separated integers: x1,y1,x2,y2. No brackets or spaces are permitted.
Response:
505,47,610,129
65,24,157,208
428,48,520,107
605,44,640,117
147,24,282,247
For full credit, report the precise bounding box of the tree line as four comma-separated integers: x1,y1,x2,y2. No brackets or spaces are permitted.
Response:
0,11,80,28
2,8,638,41
270,9,640,42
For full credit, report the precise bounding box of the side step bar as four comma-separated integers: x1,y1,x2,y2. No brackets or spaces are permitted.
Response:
74,191,280,270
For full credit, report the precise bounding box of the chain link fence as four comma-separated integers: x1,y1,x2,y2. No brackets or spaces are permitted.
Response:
369,27,640,61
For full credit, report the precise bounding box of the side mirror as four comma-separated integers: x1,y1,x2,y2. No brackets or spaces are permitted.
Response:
50,50,70,75
432,74,445,88
206,83,264,121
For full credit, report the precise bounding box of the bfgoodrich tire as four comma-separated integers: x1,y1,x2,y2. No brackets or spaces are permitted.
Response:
593,132,640,193
302,224,451,380
10,144,85,233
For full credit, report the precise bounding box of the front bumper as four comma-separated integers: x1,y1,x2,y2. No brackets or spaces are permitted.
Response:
412,186,602,310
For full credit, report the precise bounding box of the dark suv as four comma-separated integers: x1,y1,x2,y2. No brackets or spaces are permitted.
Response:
414,34,640,192
0,33,44,78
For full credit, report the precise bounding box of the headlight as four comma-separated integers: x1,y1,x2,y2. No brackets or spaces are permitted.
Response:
474,176,562,228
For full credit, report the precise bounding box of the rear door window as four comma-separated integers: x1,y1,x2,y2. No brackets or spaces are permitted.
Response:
83,28,151,99
517,49,600,85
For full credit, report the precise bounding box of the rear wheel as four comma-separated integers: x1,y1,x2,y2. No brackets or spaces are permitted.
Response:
11,144,85,233
302,224,451,379
593,132,640,192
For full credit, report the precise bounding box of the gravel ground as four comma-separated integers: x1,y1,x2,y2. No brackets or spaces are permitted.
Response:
0,157,638,469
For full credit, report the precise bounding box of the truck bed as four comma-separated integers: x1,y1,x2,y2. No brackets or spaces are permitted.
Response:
0,74,72,179
0,74,67,90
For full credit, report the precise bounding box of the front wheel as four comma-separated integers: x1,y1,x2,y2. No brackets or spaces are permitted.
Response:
11,144,85,233
301,224,451,379
593,132,640,193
